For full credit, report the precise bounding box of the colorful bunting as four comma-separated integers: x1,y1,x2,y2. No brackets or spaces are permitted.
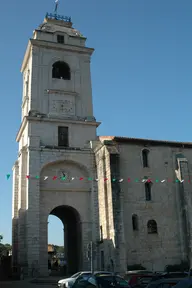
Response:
5,174,191,184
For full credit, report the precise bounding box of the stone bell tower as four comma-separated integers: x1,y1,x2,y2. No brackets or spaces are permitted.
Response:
12,10,100,276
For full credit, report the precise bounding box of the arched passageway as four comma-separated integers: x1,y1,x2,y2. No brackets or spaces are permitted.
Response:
49,205,82,275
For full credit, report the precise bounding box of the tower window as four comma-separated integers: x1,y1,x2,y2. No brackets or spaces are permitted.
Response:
147,220,158,234
142,149,149,168
52,61,71,80
100,225,103,242
57,35,64,44
145,182,152,201
132,214,139,231
58,126,69,147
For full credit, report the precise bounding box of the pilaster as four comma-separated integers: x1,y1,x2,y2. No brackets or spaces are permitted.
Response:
12,160,19,266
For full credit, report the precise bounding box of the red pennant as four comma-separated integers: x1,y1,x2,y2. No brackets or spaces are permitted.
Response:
168,179,172,182
53,176,57,180
26,175,30,179
127,178,131,182
104,178,108,181
147,179,152,183
79,177,83,180
188,180,191,183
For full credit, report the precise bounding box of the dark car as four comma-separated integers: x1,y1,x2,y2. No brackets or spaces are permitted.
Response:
73,274,130,288
151,273,188,282
173,278,192,288
146,278,183,288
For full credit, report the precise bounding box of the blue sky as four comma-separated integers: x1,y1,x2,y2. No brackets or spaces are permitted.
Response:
0,0,192,245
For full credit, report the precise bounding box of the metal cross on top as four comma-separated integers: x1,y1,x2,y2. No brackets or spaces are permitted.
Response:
54,0,59,14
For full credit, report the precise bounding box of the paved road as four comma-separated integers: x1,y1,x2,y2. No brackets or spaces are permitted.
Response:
0,279,57,288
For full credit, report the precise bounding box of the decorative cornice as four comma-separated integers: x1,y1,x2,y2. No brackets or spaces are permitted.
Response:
30,39,94,55
26,116,101,127
45,89,78,96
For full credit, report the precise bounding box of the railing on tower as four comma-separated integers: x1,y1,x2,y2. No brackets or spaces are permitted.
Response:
45,12,71,22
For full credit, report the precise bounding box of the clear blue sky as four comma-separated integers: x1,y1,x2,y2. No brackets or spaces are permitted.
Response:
0,0,192,245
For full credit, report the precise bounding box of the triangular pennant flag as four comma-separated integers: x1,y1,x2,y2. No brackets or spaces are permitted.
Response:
161,179,165,183
35,176,40,179
44,176,48,180
26,175,30,179
142,179,146,182
88,178,92,181
147,179,152,183
156,179,159,182
95,179,98,181
79,177,83,180
112,178,116,182
180,180,184,183
119,179,124,182
53,176,57,180
61,177,66,180
104,178,108,181
6,174,10,180
127,178,131,182
135,179,139,182
71,177,75,180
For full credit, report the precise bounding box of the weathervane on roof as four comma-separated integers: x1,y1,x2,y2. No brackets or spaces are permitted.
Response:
54,0,59,14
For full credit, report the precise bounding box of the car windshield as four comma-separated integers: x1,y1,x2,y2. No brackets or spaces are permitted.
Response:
71,272,82,278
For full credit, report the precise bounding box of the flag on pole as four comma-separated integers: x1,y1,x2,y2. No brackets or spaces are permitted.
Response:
54,0,59,13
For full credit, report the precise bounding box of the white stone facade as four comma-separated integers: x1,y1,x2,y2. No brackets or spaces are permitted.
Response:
12,14,192,277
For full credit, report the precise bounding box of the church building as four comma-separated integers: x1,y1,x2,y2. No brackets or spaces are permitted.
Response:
12,10,192,277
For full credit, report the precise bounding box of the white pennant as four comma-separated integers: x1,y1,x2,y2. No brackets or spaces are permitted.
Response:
119,179,124,182
161,179,165,183
44,176,48,180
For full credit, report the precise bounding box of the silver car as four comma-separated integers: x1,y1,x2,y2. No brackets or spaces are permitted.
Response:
58,271,113,288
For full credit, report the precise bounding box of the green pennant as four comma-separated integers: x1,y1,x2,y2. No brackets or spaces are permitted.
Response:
35,176,40,179
156,179,159,182
112,178,116,182
135,179,139,182
88,178,92,181
61,177,66,180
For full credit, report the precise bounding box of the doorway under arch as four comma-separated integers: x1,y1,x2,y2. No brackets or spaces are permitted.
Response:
48,205,82,275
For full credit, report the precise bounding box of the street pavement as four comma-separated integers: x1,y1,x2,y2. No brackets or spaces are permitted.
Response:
0,278,59,288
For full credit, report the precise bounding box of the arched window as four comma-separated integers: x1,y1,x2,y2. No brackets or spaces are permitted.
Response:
132,214,139,231
52,61,71,80
142,149,149,168
147,220,158,234
145,181,152,201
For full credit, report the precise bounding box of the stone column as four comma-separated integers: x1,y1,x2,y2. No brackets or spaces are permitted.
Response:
179,158,192,266
81,221,92,270
17,147,28,267
26,149,41,276
12,160,19,266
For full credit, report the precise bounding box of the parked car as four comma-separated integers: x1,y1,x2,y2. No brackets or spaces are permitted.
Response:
151,272,188,282
58,271,113,288
146,278,183,288
124,273,155,287
174,278,192,288
73,274,130,288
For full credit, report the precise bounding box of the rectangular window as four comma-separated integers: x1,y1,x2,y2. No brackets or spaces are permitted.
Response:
100,251,104,270
57,35,64,44
58,126,69,147
100,225,103,242
145,182,151,201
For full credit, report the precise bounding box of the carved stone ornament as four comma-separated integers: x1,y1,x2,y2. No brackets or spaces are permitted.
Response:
58,170,71,183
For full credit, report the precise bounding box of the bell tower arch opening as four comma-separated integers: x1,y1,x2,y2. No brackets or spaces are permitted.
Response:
48,205,82,275
52,61,71,80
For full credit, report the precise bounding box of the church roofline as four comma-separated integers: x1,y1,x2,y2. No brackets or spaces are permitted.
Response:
99,136,192,148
